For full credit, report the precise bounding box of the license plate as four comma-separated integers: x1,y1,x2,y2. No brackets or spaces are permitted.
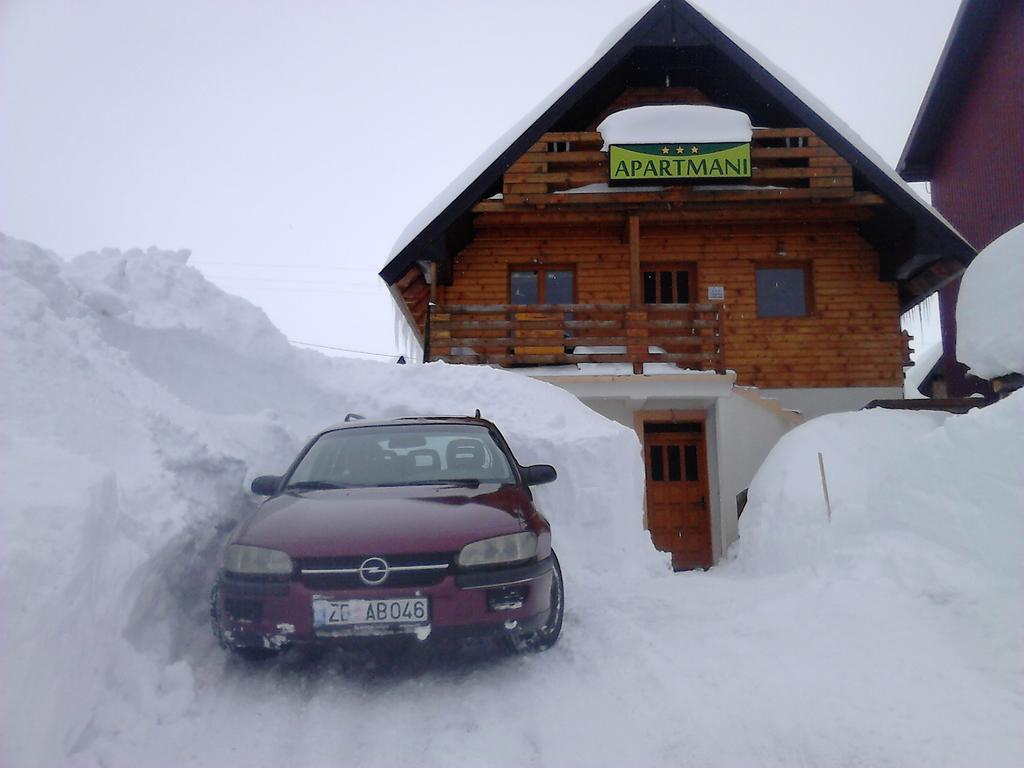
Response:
312,597,429,628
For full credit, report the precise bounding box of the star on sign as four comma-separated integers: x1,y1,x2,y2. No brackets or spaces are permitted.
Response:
676,146,684,154
661,146,670,155
691,145,700,154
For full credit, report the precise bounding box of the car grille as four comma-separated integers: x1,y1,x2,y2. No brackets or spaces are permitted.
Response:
297,552,454,590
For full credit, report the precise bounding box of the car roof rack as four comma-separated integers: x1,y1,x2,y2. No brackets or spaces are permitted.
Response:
344,413,365,422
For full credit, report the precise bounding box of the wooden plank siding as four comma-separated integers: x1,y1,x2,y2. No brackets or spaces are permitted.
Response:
393,109,903,389
494,128,858,206
639,223,903,388
421,220,903,389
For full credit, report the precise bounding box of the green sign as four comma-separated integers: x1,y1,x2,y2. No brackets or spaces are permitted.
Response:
609,142,751,181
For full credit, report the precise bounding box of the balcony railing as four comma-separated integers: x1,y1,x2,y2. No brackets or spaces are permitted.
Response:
428,303,724,372
474,127,862,211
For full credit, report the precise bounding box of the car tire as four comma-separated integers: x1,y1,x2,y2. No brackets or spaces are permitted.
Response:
209,581,282,661
507,551,563,654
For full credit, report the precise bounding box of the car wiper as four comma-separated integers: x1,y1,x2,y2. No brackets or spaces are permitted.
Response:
285,480,347,492
403,478,482,488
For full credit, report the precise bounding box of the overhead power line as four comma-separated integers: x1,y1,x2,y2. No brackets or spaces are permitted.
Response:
289,339,402,359
215,284,379,296
192,260,375,271
205,274,379,288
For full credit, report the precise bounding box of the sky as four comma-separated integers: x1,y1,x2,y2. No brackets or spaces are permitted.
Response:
1,0,958,360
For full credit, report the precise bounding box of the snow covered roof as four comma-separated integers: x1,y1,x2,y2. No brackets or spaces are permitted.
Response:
380,0,974,309
596,104,753,149
955,223,1024,380
898,0,1008,181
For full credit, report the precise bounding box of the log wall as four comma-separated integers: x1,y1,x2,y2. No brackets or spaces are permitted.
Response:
433,218,903,389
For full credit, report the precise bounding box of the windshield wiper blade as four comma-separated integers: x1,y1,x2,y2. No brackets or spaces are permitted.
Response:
404,478,482,487
285,480,346,491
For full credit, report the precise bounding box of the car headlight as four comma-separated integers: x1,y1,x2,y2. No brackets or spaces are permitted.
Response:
224,544,293,577
457,532,537,568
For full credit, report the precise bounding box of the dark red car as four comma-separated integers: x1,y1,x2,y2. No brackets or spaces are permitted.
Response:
211,416,562,659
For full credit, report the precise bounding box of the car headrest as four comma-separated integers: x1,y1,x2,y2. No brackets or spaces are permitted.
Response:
445,439,485,470
407,448,440,470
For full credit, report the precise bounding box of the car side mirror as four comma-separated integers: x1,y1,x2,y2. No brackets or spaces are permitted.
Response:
251,475,282,496
521,464,557,486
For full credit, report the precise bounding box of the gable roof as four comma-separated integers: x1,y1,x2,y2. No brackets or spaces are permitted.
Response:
898,0,1007,181
380,0,974,310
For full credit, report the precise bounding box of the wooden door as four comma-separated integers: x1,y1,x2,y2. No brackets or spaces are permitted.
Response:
643,422,712,570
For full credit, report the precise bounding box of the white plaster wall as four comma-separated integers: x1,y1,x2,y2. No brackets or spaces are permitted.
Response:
576,394,726,560
759,387,903,419
536,376,903,566
574,391,797,564
713,393,796,556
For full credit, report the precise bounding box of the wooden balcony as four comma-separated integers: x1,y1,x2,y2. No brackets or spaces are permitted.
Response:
428,303,724,373
471,127,881,213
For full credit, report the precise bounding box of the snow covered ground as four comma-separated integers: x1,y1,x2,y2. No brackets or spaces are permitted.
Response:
2,234,1021,767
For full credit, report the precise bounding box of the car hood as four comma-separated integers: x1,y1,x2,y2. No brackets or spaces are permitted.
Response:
235,483,530,558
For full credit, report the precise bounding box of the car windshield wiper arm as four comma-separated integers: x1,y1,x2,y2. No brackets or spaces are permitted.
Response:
285,480,347,491
401,478,482,487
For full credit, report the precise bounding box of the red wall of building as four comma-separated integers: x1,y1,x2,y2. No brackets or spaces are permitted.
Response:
928,2,1023,396
930,2,1024,249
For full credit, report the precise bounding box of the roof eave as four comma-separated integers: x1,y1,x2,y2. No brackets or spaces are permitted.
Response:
897,0,1001,181
378,1,672,285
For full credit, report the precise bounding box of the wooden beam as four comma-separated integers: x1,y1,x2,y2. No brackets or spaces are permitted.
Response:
395,267,421,291
629,214,641,306
472,204,879,224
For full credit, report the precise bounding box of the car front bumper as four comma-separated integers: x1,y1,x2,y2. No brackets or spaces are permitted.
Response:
216,556,555,649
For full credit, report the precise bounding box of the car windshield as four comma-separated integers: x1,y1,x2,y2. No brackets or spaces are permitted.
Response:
286,424,517,489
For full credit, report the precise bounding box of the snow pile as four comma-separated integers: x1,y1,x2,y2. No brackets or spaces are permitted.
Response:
4,231,1022,767
597,104,752,150
0,233,656,767
734,397,1024,763
739,398,1023,579
956,222,1024,379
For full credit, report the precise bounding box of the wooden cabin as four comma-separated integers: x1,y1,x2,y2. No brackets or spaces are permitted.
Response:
380,0,973,570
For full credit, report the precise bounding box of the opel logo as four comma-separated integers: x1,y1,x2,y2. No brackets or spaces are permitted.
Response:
358,556,390,586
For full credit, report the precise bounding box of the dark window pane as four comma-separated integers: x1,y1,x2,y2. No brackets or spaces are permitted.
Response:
676,271,690,303
510,271,538,305
643,271,657,304
545,270,574,304
659,271,674,304
756,267,807,317
667,445,681,481
650,446,664,482
684,445,699,481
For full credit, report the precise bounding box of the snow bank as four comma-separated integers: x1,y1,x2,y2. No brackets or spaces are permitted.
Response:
735,397,1024,763
737,408,949,573
5,231,1022,767
597,105,752,150
738,395,1024,587
956,222,1024,379
0,233,657,767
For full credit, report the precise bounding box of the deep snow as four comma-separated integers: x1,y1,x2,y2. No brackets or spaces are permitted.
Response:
2,233,1022,767
956,222,1024,380
596,104,753,149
